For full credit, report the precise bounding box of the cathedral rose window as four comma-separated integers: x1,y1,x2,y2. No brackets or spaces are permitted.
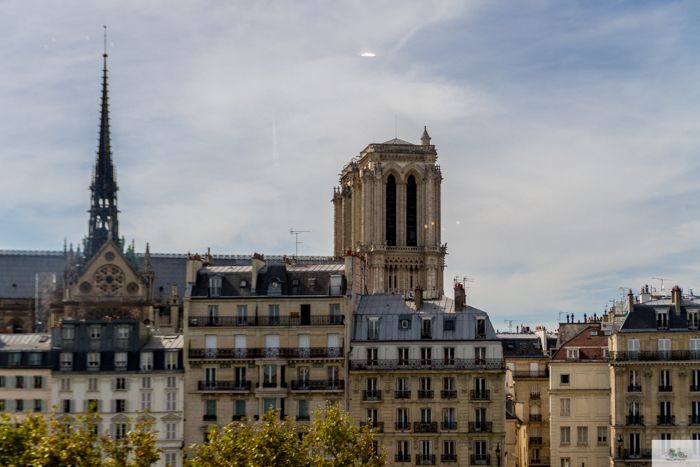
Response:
94,265,125,295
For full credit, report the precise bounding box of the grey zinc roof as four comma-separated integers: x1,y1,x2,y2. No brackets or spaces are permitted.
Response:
621,303,700,331
351,294,497,342
380,138,415,145
141,334,183,350
0,333,51,351
0,251,67,298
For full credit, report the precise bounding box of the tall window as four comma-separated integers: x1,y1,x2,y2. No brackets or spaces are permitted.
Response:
386,175,396,246
406,175,417,246
166,351,178,370
166,391,177,411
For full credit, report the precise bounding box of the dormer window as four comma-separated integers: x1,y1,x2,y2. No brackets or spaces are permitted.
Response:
444,319,455,331
62,326,74,340
567,349,579,360
690,311,699,329
292,279,300,286
209,277,222,297
657,311,669,329
309,278,316,286
368,318,380,340
476,318,486,338
240,280,247,288
267,279,282,296
421,318,433,339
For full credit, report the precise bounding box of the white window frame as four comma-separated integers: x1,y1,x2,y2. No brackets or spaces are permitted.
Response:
141,391,152,411
140,352,153,371
89,325,102,339
141,377,152,389
61,352,73,369
166,391,177,411
115,352,128,368
165,422,176,440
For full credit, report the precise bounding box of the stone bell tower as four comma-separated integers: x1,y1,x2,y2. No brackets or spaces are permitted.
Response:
332,128,446,294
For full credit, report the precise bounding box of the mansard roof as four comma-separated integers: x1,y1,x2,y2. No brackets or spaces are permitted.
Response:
620,300,700,332
0,251,67,298
0,333,51,351
551,325,609,361
351,294,497,342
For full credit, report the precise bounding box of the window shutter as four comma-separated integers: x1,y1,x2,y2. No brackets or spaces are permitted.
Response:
110,400,116,413
110,424,116,439
97,400,103,412
7,400,14,413
70,400,74,413
124,400,128,412
8,378,13,390
125,378,130,391
40,400,45,413
111,378,116,391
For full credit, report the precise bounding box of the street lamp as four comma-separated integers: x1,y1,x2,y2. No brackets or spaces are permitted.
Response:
495,443,501,467
617,435,623,458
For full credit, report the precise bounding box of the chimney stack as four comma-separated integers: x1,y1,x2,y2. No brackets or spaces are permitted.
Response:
627,289,634,314
415,286,423,310
454,282,465,312
672,285,682,315
251,253,266,291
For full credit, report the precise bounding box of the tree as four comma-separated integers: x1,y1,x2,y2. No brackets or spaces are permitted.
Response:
0,408,160,467
186,405,385,467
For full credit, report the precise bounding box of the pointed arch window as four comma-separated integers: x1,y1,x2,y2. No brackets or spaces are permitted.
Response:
406,175,417,246
386,175,396,246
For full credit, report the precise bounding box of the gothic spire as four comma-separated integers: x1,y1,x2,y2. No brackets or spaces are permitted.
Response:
86,27,120,260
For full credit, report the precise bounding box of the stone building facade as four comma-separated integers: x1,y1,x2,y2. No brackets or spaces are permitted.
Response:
332,130,446,295
0,334,53,419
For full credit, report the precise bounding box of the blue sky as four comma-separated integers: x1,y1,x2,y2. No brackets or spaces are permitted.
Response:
2,1,700,331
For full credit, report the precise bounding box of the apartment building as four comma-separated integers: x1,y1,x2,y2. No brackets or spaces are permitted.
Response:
610,286,700,466
0,333,53,418
550,325,611,467
349,284,506,467
501,333,551,467
51,319,184,467
182,252,352,448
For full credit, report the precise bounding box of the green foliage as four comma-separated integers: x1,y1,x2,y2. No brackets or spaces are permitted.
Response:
0,407,160,467
187,405,385,467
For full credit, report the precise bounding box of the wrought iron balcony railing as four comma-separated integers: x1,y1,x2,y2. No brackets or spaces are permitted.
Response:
441,421,457,430
418,390,434,399
441,454,458,463
468,422,492,433
512,370,549,379
395,390,411,399
290,379,344,391
529,414,542,422
296,415,310,421
359,421,383,432
203,414,217,421
349,358,504,371
441,390,457,399
416,454,436,466
530,393,541,400
692,384,700,392
659,385,673,392
628,384,642,392
395,421,411,431
362,390,381,401
529,437,543,445
189,315,344,327
623,449,651,459
414,422,438,433
198,380,251,391
626,415,643,426
611,350,700,362
232,414,246,421
394,453,411,463
470,455,490,466
657,415,675,426
690,415,700,425
189,347,343,359
470,389,490,401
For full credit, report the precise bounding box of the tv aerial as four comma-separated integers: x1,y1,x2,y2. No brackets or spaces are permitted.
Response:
290,229,310,256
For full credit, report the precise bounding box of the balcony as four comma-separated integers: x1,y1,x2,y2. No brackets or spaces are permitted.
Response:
349,358,505,371
530,393,541,400
468,422,492,433
470,455,490,466
414,422,438,433
198,380,251,391
189,346,344,359
690,415,700,425
470,390,490,401
395,390,411,399
189,315,344,327
529,414,542,422
626,415,644,426
418,390,434,399
290,380,344,391
659,385,673,392
512,370,549,379
628,384,642,392
203,415,217,421
362,390,381,401
441,421,457,431
657,415,675,426
692,384,700,392
623,449,652,459
359,421,383,432
395,421,411,431
530,458,549,466
231,414,246,421
610,350,700,362
441,390,457,399
441,454,457,463
394,453,411,463
296,415,310,421
529,437,543,445
416,454,436,466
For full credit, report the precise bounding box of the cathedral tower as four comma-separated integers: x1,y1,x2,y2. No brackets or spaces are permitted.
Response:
86,49,120,259
332,128,446,294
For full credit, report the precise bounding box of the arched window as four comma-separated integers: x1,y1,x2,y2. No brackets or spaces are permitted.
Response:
406,175,417,246
386,175,396,246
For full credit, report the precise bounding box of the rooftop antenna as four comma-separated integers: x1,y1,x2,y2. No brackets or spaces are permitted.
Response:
103,25,107,56
652,277,673,293
395,115,397,139
290,229,310,257
618,286,632,300
504,319,515,333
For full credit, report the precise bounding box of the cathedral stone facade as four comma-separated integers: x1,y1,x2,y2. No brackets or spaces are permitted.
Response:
332,129,446,295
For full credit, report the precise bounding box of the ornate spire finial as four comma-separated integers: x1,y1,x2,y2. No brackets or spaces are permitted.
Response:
420,126,431,146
